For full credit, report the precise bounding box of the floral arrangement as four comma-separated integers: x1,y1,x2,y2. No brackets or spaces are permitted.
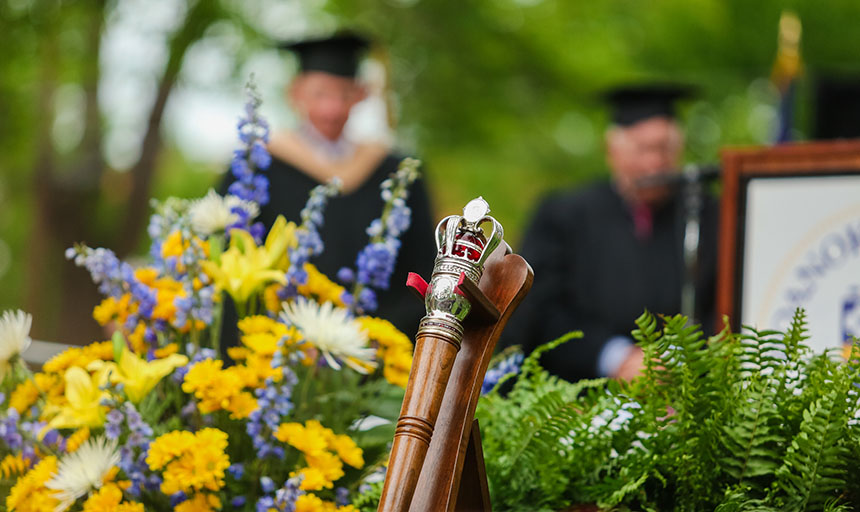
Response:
476,310,860,512
0,81,421,512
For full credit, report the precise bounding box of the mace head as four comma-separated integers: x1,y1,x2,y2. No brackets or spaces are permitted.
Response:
433,197,504,285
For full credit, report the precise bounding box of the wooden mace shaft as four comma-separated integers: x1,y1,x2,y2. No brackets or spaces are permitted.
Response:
378,330,461,512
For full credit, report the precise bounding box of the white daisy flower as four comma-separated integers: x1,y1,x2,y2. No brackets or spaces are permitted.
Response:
281,298,378,373
45,436,120,511
0,309,32,380
188,188,259,235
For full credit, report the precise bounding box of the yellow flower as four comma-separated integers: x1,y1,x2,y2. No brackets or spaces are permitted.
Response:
225,390,259,419
152,285,184,323
66,427,91,453
297,263,347,307
276,420,360,490
243,353,281,386
293,466,335,491
358,316,413,388
383,347,413,389
242,332,280,356
88,348,188,403
9,379,39,413
44,366,109,429
80,483,144,512
174,493,221,512
274,422,328,457
181,359,257,418
358,316,411,348
238,315,285,336
237,315,300,382
294,494,352,512
154,343,179,358
9,372,65,415
226,346,249,361
330,434,364,469
0,453,29,478
43,341,115,374
200,216,295,306
146,430,196,470
92,294,136,327
134,267,159,286
6,455,58,512
264,283,283,313
127,322,148,355
82,483,120,511
306,450,345,483
92,297,118,325
162,230,186,258
148,428,230,496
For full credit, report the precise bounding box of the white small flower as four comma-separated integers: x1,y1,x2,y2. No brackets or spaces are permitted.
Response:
188,189,259,235
281,298,377,373
46,436,120,512
0,310,32,379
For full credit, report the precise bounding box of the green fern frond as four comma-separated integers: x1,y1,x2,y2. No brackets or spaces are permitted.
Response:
775,388,852,511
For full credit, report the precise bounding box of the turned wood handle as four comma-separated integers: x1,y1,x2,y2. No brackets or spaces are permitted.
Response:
378,331,461,512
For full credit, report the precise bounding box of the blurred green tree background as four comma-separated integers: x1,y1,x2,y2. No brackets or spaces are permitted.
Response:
1,0,859,342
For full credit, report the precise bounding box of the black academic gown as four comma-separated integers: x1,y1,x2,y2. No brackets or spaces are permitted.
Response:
219,154,436,345
501,181,718,382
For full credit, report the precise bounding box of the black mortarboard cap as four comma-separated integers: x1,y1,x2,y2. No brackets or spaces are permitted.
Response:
604,84,694,126
278,32,370,78
814,76,860,140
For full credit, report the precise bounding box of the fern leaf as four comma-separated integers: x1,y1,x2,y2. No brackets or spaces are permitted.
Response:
775,389,851,510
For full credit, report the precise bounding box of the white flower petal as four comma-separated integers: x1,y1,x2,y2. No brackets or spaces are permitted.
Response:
0,310,32,367
46,436,120,512
281,298,377,372
188,189,259,235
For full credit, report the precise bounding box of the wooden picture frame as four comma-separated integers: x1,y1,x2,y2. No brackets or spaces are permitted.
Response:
716,139,860,336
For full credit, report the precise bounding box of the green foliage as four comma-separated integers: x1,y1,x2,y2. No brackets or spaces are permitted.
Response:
476,309,860,511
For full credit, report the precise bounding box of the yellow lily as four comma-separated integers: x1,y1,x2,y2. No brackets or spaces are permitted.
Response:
44,366,110,429
201,216,296,306
88,349,188,403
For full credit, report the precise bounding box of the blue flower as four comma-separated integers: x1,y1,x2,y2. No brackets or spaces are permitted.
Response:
170,491,188,507
229,79,272,207
247,365,297,459
337,267,355,284
228,463,245,480
260,476,276,494
481,352,524,394
355,240,400,290
343,158,421,313
386,202,412,237
251,140,271,170
0,409,23,450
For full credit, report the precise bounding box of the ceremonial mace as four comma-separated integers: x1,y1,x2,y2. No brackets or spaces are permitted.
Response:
379,197,533,512
378,198,502,511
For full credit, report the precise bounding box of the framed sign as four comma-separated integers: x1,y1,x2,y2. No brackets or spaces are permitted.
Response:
717,140,860,353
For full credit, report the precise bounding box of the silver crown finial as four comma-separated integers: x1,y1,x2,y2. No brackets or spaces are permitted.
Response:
463,196,490,225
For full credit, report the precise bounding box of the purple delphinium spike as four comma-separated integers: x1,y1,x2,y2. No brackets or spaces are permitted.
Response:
341,158,421,313
229,78,272,208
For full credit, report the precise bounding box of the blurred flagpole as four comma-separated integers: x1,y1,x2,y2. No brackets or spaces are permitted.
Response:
771,11,802,143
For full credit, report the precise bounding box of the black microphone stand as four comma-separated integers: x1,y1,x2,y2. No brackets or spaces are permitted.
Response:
638,164,719,322
680,163,704,321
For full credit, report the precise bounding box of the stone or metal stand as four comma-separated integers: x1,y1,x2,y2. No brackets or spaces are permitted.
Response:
378,198,533,512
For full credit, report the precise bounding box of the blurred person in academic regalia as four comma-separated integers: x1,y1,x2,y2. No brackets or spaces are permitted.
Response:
220,32,436,345
500,85,719,382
